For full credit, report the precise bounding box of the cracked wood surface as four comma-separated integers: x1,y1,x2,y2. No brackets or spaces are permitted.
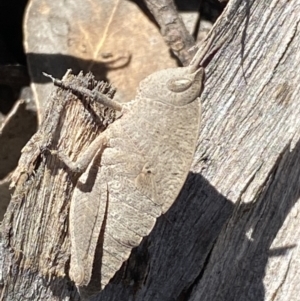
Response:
1,0,300,300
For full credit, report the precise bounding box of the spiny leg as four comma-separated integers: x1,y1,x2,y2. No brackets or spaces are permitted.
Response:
52,134,108,174
43,72,123,112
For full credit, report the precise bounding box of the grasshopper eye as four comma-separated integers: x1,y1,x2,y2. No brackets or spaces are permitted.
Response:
167,78,193,92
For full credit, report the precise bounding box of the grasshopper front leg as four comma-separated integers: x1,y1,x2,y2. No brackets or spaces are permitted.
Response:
43,72,123,112
52,134,108,174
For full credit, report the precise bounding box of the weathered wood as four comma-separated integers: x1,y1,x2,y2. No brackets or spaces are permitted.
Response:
1,0,300,300
0,71,116,301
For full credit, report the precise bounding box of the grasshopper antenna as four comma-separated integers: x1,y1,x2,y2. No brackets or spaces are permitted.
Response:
189,33,226,73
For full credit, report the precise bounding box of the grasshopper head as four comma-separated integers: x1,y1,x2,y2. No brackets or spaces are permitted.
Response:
137,66,204,106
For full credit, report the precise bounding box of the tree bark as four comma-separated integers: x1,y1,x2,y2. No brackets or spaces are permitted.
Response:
143,0,197,65
1,0,300,300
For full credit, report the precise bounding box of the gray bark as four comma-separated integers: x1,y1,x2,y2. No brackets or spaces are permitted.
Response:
1,0,300,300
